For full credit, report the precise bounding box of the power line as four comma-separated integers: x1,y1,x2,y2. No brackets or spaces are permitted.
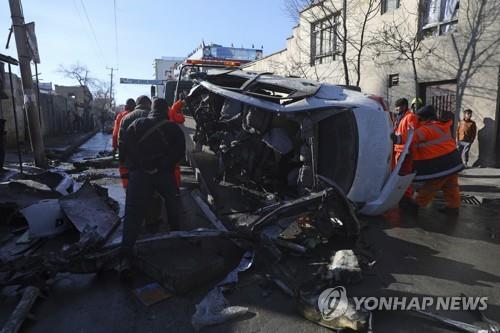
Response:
106,67,118,108
113,0,119,67
72,0,105,65
79,0,107,64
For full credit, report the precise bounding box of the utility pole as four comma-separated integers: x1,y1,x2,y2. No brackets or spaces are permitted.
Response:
8,0,47,168
106,67,118,109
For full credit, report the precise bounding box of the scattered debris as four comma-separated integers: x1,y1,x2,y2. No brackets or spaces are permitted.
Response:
19,170,74,195
0,228,245,288
20,199,68,238
15,231,31,245
133,282,173,307
134,239,226,294
0,286,39,333
59,181,120,240
297,293,369,331
323,250,362,285
6,169,74,196
0,179,61,210
72,156,117,170
192,251,255,331
271,277,295,297
191,288,250,332
412,309,499,333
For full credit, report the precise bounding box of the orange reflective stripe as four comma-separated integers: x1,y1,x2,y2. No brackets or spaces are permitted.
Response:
414,134,453,148
413,121,456,161
416,128,426,141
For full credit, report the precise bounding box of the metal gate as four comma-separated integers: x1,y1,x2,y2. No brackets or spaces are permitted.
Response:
425,82,457,120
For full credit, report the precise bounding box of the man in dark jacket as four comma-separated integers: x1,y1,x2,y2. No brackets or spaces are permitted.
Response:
120,98,186,273
118,95,152,166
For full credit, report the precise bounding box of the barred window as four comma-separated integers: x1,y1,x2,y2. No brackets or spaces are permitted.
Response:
311,15,339,65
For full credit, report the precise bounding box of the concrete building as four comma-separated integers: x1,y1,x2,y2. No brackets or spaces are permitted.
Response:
54,85,92,110
0,70,26,147
153,57,184,98
54,85,94,132
244,0,500,166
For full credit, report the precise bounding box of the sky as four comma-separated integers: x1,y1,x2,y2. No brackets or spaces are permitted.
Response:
0,0,294,104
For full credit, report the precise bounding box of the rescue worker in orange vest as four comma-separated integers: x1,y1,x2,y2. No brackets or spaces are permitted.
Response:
112,98,136,188
410,105,464,215
391,98,418,206
168,100,186,188
112,98,136,153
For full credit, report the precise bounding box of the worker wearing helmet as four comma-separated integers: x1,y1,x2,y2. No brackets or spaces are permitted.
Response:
411,97,424,113
391,98,419,206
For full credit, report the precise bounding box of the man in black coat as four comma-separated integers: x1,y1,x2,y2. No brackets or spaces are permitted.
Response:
118,95,152,166
120,98,186,273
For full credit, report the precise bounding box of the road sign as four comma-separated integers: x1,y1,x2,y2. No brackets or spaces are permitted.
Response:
120,78,164,85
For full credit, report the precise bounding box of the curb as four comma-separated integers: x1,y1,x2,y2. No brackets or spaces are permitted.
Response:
45,130,99,160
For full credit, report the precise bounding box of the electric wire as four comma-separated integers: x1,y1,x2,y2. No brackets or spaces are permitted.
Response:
79,0,108,64
113,0,119,67
72,0,105,66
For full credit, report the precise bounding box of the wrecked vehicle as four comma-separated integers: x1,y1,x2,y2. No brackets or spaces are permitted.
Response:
176,65,414,219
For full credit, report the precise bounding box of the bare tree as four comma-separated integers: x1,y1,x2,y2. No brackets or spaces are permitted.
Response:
371,2,431,99
283,0,379,86
58,62,96,88
348,0,380,86
91,79,111,111
283,0,311,22
449,0,500,126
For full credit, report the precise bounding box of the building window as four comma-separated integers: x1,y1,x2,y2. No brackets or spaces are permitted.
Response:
421,0,459,37
381,0,400,14
311,15,339,65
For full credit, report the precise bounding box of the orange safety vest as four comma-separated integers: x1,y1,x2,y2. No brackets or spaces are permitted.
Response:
411,120,463,181
168,100,185,124
112,110,129,150
393,109,418,153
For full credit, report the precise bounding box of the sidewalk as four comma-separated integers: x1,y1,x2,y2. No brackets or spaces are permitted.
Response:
459,167,500,201
4,130,98,167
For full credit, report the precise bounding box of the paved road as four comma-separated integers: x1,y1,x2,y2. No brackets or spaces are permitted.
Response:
2,127,499,332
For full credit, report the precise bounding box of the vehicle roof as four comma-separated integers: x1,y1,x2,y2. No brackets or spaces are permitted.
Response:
199,69,381,113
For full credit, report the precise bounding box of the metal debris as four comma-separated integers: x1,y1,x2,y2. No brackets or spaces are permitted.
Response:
297,293,369,331
0,286,39,333
191,288,250,332
132,282,173,307
20,199,68,238
191,251,255,331
413,309,496,333
59,181,120,241
72,156,117,169
323,250,362,284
